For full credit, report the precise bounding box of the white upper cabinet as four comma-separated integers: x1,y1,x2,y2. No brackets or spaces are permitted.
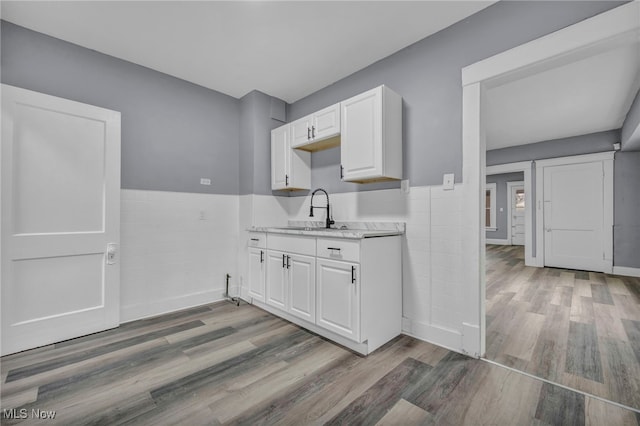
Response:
340,86,402,183
312,104,341,142
271,124,310,191
291,115,313,148
290,103,341,151
270,86,402,189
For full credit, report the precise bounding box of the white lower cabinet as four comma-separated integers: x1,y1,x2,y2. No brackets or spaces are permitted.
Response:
247,232,267,302
265,250,287,311
247,247,266,302
249,233,401,355
316,258,360,342
288,254,316,323
265,249,316,323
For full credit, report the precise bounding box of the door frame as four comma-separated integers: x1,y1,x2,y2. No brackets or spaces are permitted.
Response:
535,151,614,273
506,180,525,246
486,162,533,266
460,2,638,357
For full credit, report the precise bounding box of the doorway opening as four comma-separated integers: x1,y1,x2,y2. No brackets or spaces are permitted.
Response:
461,1,640,411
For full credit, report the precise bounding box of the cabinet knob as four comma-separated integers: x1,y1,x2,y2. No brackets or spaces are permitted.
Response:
311,125,316,138
307,127,311,140
351,266,356,284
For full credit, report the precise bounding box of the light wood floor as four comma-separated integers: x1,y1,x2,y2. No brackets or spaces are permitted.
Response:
2,301,639,425
486,244,640,411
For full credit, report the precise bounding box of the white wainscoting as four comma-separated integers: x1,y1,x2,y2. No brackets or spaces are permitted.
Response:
120,190,240,322
613,266,640,278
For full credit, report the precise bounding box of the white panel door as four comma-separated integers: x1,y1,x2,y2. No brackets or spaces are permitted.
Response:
509,183,525,246
1,84,121,355
288,253,315,323
316,258,360,342
543,161,604,271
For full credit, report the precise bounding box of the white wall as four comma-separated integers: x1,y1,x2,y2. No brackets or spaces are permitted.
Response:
120,190,240,322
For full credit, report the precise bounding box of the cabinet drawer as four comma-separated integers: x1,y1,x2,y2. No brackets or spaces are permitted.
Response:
267,234,315,256
248,232,267,248
316,238,360,263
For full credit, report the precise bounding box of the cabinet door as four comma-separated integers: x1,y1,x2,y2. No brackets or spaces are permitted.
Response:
248,247,266,302
265,250,287,310
288,253,316,323
312,104,340,141
316,258,360,342
341,87,382,181
271,125,290,190
291,115,312,148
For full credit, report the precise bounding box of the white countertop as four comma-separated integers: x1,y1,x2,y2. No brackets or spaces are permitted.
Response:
248,221,405,240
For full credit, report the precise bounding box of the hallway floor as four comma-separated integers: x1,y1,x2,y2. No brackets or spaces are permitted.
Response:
486,244,640,411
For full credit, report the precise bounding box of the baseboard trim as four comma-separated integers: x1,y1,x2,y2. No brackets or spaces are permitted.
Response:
613,266,640,278
252,300,372,355
486,238,509,245
401,317,463,354
120,287,237,323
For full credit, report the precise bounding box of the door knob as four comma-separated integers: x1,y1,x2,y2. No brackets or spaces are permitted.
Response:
106,243,117,265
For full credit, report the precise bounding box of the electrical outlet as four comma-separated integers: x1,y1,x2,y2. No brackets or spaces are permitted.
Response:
199,210,207,220
200,178,211,185
443,173,454,190
401,179,410,193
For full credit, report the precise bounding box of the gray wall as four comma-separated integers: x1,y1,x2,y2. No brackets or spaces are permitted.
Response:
621,88,640,151
285,1,624,195
239,90,286,195
614,152,640,268
487,130,640,269
2,1,629,198
486,130,619,166
1,21,240,195
486,172,524,241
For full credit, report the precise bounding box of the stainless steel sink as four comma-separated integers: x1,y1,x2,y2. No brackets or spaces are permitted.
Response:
271,226,308,230
271,226,346,232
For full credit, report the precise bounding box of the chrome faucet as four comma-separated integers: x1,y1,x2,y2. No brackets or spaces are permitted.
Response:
309,188,335,229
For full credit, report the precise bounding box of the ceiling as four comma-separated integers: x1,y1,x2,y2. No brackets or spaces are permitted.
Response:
1,1,495,103
485,39,640,150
